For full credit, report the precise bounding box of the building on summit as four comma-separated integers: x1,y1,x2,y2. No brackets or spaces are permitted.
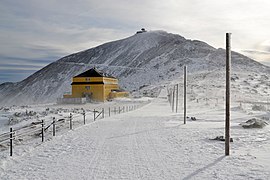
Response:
58,68,128,104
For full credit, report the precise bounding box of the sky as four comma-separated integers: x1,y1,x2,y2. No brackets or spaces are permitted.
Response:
0,0,270,84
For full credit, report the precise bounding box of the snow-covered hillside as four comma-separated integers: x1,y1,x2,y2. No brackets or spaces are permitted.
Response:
0,30,269,105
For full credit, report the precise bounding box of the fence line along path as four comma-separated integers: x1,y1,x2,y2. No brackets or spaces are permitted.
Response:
0,89,269,179
0,103,144,157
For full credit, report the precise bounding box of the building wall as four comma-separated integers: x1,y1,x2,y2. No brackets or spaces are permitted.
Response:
109,91,129,99
57,97,86,104
70,76,120,102
65,75,127,102
103,77,119,100
71,84,105,101
103,77,118,84
104,84,119,100
72,77,104,83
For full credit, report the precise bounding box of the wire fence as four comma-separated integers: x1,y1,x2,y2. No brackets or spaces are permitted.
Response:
0,102,149,157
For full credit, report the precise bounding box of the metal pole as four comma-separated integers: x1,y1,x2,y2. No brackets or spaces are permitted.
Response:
94,109,96,121
176,84,179,113
225,33,231,156
168,90,171,105
53,117,56,136
169,90,172,106
102,108,104,118
109,107,111,117
41,120,44,142
172,86,175,112
184,66,187,124
10,127,13,156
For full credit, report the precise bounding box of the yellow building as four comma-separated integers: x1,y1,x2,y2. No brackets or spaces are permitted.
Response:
63,68,128,102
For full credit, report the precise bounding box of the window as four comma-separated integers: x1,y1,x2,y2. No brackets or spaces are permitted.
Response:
85,86,90,90
85,77,90,82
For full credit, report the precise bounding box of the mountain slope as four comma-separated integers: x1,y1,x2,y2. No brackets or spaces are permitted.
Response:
0,30,269,105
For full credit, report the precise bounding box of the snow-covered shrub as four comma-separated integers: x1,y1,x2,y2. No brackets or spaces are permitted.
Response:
252,104,266,111
14,112,23,117
8,117,20,125
240,118,268,128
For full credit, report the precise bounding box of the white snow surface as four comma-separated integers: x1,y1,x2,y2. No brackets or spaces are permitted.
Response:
0,89,269,180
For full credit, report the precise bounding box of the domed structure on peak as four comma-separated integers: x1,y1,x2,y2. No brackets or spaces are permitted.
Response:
136,28,147,34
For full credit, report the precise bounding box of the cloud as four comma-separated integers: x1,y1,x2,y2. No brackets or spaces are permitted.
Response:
0,69,37,84
241,50,270,55
241,49,270,67
0,0,270,83
0,55,59,84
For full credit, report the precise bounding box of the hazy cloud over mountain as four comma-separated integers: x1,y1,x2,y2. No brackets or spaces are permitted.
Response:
0,0,269,83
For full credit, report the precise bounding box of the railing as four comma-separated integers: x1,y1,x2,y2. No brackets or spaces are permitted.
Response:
0,121,44,156
0,102,149,157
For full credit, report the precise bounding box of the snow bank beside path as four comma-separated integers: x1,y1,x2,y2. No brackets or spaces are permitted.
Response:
0,90,269,179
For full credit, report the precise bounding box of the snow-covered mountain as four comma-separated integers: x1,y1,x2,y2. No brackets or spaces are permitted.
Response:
0,30,269,105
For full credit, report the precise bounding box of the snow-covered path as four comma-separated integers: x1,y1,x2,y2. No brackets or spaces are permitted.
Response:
1,90,269,179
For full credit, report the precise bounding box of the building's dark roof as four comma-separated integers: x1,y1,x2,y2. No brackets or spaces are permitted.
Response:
74,68,116,78
71,82,104,85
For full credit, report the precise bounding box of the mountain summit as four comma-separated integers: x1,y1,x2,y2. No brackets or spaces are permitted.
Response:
0,30,269,105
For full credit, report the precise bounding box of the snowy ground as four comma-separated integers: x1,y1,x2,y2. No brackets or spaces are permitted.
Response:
0,89,269,179
0,97,151,133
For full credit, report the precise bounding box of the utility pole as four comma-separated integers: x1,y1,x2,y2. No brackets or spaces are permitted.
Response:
176,84,179,113
172,86,175,112
225,33,231,156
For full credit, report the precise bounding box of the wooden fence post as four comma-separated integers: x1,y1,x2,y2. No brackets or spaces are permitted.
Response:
94,109,96,121
53,117,56,136
119,107,121,114
41,120,44,142
172,85,175,112
225,33,231,156
176,84,179,113
109,107,111,117
69,113,72,129
83,110,86,125
102,108,104,118
171,90,173,107
10,127,13,156
168,88,171,105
